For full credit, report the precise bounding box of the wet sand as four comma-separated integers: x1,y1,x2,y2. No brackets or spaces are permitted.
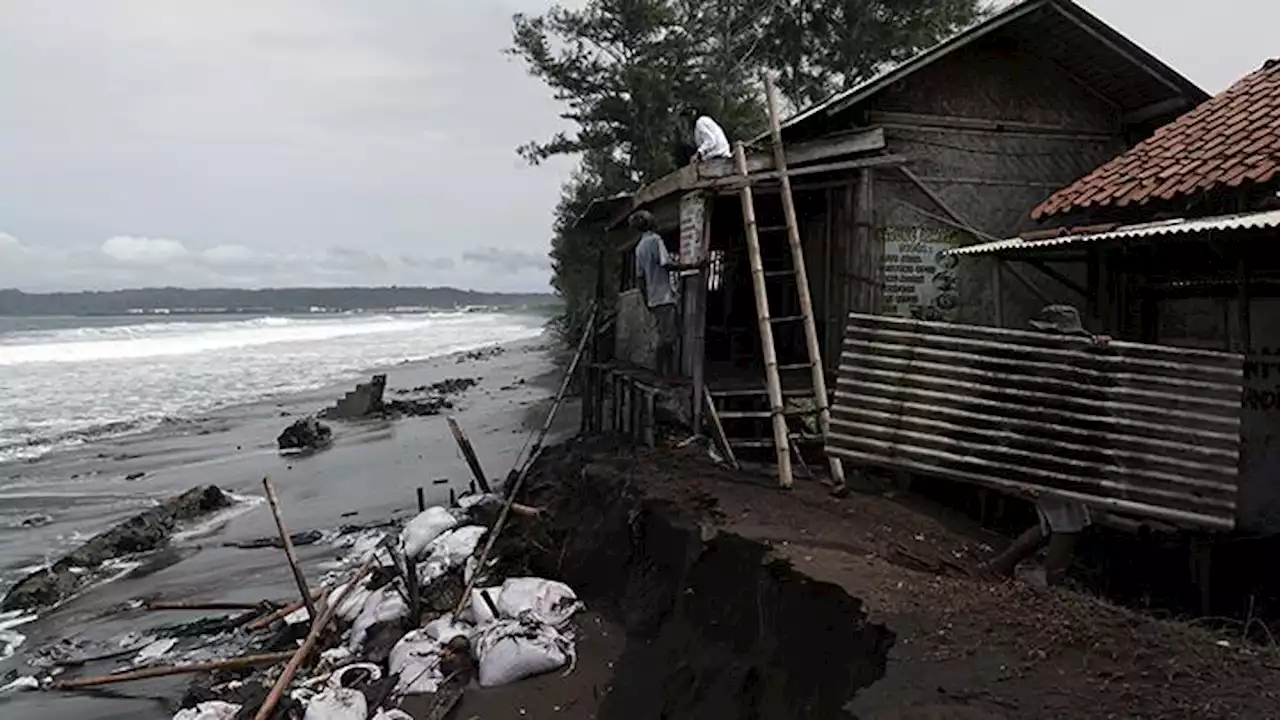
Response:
0,337,575,720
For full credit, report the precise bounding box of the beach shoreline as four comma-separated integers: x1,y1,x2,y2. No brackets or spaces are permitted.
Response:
0,333,576,720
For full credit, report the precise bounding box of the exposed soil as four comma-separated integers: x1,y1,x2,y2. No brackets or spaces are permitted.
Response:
496,437,1280,720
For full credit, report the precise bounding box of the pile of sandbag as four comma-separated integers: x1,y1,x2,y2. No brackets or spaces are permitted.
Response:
171,496,584,720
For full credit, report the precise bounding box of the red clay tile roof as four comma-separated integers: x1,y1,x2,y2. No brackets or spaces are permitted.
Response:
1033,59,1280,220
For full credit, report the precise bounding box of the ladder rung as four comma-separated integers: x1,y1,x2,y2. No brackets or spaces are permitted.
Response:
778,362,814,371
757,225,788,233
763,269,796,278
768,315,805,324
711,387,815,399
718,407,820,419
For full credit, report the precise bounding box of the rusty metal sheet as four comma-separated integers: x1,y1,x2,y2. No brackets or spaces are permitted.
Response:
828,313,1244,530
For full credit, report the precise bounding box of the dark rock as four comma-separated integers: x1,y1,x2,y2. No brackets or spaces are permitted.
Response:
276,417,333,452
125,472,146,481
1,486,232,612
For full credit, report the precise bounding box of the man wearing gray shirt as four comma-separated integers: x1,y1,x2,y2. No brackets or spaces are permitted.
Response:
629,210,679,378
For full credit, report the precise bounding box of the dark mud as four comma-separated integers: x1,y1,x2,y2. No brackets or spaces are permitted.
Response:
497,437,895,719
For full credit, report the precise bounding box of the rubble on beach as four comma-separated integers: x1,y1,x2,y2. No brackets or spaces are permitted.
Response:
277,419,333,452
11,491,584,720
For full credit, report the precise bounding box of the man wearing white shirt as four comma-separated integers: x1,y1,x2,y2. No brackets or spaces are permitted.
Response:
679,107,731,163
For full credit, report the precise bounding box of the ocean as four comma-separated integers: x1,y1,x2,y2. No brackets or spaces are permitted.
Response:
0,312,546,463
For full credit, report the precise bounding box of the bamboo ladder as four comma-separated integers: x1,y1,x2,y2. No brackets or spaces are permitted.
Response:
730,75,847,489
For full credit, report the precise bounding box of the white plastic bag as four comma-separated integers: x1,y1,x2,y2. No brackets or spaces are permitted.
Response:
496,577,583,628
467,586,501,626
400,507,459,559
329,662,383,689
303,687,366,720
134,637,178,665
388,630,444,695
422,613,472,644
348,585,408,651
174,702,242,720
474,618,575,687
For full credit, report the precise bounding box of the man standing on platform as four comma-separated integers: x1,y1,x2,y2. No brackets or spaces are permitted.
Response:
629,210,680,379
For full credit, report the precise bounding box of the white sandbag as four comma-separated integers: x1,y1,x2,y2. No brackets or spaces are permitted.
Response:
425,525,487,567
328,581,373,624
456,492,497,510
174,701,242,720
372,710,414,720
0,676,38,693
388,630,444,695
348,585,408,651
400,507,459,559
303,687,366,720
134,637,178,665
422,613,472,644
467,586,501,626
473,618,575,687
495,577,583,628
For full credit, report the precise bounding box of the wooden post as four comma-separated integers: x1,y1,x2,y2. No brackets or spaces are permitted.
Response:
1237,254,1251,353
447,417,492,494
765,75,842,489
261,477,317,622
734,140,793,487
612,371,623,432
992,258,1005,327
702,387,740,470
629,380,641,440
643,388,656,447
416,487,426,512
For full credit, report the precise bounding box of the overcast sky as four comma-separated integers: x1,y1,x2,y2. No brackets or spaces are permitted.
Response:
0,1,1272,293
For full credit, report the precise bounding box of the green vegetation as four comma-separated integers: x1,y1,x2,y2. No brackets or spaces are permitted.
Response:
510,0,988,343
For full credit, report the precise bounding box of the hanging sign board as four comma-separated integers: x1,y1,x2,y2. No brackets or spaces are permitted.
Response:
679,191,707,265
880,227,962,321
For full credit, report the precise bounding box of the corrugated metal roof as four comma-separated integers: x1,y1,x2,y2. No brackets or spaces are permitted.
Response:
773,0,1206,141
946,208,1280,257
1035,60,1280,220
828,314,1243,530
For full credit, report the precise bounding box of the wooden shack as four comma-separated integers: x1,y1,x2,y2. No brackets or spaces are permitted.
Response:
582,0,1206,456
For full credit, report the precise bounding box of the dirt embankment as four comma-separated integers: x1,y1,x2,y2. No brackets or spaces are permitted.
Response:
503,437,1280,720
496,438,895,719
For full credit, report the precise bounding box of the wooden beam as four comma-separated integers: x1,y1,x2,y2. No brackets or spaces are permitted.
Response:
1049,3,1184,95
1027,259,1089,298
697,128,886,179
896,166,1000,242
868,111,1114,139
701,154,907,190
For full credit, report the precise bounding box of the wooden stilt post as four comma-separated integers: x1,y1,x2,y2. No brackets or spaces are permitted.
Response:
261,477,317,622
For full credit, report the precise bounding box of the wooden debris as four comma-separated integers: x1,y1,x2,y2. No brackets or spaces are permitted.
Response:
246,587,327,631
51,652,295,690
262,477,317,622
142,600,272,612
253,554,379,720
447,416,493,494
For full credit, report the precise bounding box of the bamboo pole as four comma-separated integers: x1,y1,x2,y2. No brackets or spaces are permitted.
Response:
764,74,844,492
262,477,317,622
254,555,378,720
734,141,793,487
702,386,740,471
447,417,493,494
454,307,597,615
52,652,294,690
245,587,326,631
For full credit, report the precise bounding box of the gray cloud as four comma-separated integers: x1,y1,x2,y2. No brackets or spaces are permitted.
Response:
0,0,1273,295
462,246,551,274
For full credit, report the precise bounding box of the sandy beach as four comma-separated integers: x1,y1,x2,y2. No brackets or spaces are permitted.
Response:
0,336,575,720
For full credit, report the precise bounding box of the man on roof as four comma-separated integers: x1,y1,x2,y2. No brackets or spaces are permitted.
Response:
678,107,731,165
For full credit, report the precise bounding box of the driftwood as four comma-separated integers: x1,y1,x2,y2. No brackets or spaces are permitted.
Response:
447,417,493,494
253,554,379,720
262,477,317,622
143,600,273,612
54,644,151,668
51,652,295,690
455,306,596,615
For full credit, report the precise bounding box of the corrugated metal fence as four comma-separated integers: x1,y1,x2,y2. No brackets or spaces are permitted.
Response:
828,313,1244,530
